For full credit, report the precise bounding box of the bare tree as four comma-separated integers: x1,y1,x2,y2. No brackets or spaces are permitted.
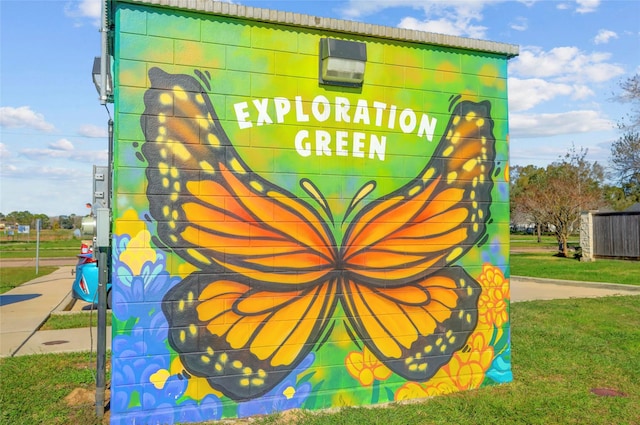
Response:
511,148,605,256
615,74,640,131
510,165,547,242
608,74,640,208
541,148,605,257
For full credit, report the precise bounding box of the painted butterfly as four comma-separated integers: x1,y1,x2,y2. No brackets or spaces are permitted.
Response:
140,67,496,401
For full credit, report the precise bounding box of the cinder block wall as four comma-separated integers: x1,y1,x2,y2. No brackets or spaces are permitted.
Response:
109,3,513,424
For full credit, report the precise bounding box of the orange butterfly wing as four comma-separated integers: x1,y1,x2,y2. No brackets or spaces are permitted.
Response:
141,68,339,399
340,100,495,380
141,67,497,398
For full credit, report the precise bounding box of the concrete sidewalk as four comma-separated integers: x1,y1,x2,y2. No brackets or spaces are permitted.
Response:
0,266,111,357
0,267,638,357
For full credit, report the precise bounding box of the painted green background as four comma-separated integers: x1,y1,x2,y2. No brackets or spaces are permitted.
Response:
110,2,511,423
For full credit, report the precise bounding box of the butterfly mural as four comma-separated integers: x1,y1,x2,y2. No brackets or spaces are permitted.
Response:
140,67,497,401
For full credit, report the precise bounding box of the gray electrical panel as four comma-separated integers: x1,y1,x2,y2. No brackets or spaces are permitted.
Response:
93,165,109,209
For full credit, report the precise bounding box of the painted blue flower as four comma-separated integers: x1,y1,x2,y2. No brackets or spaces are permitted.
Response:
111,394,222,425
111,230,226,423
237,353,315,417
486,339,513,383
481,237,507,267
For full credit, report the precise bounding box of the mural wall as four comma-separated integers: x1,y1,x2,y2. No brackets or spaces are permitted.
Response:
110,3,512,424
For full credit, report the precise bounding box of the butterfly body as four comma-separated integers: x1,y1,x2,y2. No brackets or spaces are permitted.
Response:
141,67,496,400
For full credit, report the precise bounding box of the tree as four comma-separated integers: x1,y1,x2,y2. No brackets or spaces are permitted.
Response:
608,74,640,208
510,147,605,256
609,131,640,205
33,214,51,230
615,73,640,131
5,211,34,226
510,164,547,242
540,147,605,257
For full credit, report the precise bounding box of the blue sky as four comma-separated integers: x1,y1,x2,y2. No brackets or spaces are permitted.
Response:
1,0,639,216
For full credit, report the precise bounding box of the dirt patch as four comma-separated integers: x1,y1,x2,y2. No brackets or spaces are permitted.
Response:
65,388,96,406
65,387,111,425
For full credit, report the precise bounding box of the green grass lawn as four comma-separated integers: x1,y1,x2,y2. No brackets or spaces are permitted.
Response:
511,252,640,286
41,312,112,330
2,296,639,425
0,352,106,425
0,267,57,294
510,234,579,249
0,239,81,259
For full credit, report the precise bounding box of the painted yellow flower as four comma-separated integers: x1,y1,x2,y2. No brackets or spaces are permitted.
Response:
395,372,458,401
446,331,494,390
170,356,223,401
345,346,392,387
114,209,158,276
477,264,510,327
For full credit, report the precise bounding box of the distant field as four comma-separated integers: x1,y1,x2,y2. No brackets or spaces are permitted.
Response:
0,230,83,259
511,252,640,285
510,233,579,249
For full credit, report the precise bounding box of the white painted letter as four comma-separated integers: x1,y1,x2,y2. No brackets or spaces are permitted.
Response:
369,134,386,161
399,108,417,134
253,98,273,126
274,97,291,123
352,132,365,158
353,99,370,125
387,105,397,129
294,130,311,157
295,96,310,122
417,114,438,141
234,101,252,129
316,130,332,156
336,131,349,156
335,97,351,122
373,101,387,127
312,95,331,122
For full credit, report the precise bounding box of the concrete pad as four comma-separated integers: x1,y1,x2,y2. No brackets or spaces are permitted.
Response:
0,266,75,357
0,331,34,357
511,276,640,302
14,327,112,356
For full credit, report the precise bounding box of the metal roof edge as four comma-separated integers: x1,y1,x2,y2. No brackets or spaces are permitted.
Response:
115,0,519,58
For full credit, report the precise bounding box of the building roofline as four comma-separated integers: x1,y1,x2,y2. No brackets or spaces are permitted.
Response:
115,0,519,58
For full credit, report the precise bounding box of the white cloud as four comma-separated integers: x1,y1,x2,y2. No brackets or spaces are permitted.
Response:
510,17,528,31
576,0,600,13
77,0,101,18
594,29,618,45
0,106,55,132
510,110,614,138
399,16,487,39
508,78,574,111
64,0,101,26
19,140,107,162
509,78,595,111
50,139,75,151
340,0,425,19
1,164,87,180
341,1,495,39
0,143,10,160
510,46,625,83
78,124,108,138
399,3,490,39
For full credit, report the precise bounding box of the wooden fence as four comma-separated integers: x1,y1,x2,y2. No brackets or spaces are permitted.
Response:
592,211,640,259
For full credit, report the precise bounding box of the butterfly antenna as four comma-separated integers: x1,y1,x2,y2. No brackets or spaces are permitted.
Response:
317,320,336,350
300,178,334,224
342,181,376,225
343,320,362,350
448,94,462,112
194,69,211,91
